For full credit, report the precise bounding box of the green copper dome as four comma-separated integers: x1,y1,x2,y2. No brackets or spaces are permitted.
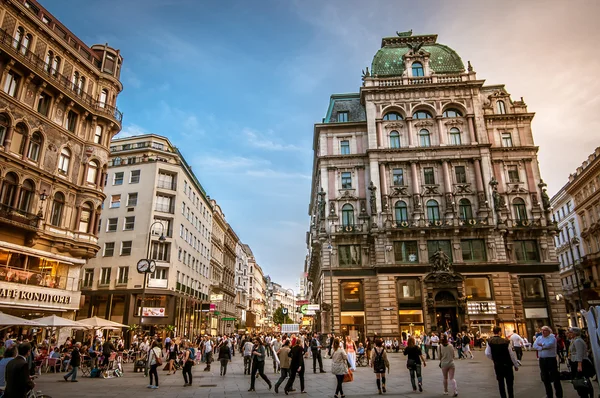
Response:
371,33,465,76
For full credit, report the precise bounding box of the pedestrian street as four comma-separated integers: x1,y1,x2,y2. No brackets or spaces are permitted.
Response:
33,349,584,398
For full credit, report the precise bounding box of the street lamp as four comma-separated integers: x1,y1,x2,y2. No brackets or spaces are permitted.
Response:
327,241,334,334
137,221,166,328
284,288,295,322
37,189,48,217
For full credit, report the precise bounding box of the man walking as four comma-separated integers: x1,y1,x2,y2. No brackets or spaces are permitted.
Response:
509,330,524,365
4,343,35,398
274,340,291,393
533,326,563,398
64,342,81,382
243,337,254,375
310,333,325,373
423,333,430,360
485,326,519,398
430,332,439,360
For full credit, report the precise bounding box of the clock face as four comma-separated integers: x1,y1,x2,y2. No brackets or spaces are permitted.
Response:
148,260,157,274
137,259,150,273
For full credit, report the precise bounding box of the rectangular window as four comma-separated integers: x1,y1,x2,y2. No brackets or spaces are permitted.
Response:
104,242,115,257
465,277,492,299
423,167,435,185
157,172,175,190
396,279,422,300
501,132,513,147
83,269,94,288
341,172,352,189
37,92,52,116
100,268,111,286
127,193,138,207
110,194,121,208
3,71,19,97
427,240,453,262
121,241,132,256
515,240,540,262
340,140,350,155
129,170,140,184
124,216,135,231
338,245,361,267
455,166,467,184
337,111,349,122
393,169,404,186
117,267,129,284
66,111,77,133
113,172,124,185
340,281,363,307
461,239,487,262
393,241,419,263
151,242,171,262
155,195,173,213
520,277,545,299
507,165,520,183
107,218,118,232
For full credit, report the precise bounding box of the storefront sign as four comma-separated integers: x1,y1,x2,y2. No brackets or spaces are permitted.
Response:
307,304,320,311
300,304,308,315
210,294,224,302
142,307,165,317
296,300,309,305
0,288,72,304
467,301,497,315
524,307,548,319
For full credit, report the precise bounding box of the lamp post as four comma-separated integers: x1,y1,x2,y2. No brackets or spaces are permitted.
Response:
565,224,586,326
138,221,166,328
327,241,334,334
284,288,295,323
37,189,48,218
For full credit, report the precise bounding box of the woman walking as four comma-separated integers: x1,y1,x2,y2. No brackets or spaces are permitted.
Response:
218,340,232,376
404,337,426,392
371,338,390,395
284,338,306,394
249,338,272,392
346,336,357,371
147,340,162,390
181,341,194,387
331,338,348,398
568,327,594,397
167,339,179,375
439,335,457,396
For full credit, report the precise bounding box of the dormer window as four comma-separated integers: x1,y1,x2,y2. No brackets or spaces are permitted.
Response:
443,109,462,118
411,62,424,77
496,100,506,114
383,112,403,121
337,111,349,122
413,110,432,119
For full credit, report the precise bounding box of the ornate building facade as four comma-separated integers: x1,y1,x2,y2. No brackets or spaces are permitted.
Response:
306,32,566,341
0,0,122,319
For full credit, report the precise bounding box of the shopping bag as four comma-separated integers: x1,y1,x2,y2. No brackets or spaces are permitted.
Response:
343,369,354,383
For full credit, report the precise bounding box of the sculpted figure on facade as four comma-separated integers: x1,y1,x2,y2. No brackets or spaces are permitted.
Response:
317,187,326,219
369,181,377,214
429,249,452,273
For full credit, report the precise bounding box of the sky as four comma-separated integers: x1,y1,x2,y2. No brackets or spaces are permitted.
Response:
42,0,600,290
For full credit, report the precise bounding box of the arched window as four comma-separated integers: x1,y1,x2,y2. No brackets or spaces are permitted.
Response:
18,179,34,213
458,198,473,220
27,132,42,162
383,112,402,121
13,123,27,155
426,200,440,221
513,198,527,221
413,110,432,119
497,100,506,115
78,76,86,95
0,114,9,146
87,160,99,184
44,50,54,73
78,202,93,233
395,201,408,223
65,110,77,132
411,62,424,77
449,127,461,145
342,204,354,226
390,131,401,148
99,89,108,108
13,27,24,50
0,172,17,206
72,72,80,93
419,129,431,147
51,56,61,77
58,147,71,175
50,192,65,227
20,34,32,55
443,108,463,118
94,125,103,144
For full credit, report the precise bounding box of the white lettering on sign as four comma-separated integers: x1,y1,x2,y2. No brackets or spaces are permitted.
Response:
0,288,72,304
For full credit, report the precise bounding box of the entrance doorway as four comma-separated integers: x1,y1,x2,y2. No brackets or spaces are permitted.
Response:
434,291,459,334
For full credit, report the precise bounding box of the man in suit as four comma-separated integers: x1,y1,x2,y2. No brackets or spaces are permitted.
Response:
4,342,35,398
310,333,325,373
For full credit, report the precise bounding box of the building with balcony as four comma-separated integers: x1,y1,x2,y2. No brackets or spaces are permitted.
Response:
246,257,265,332
0,0,123,320
80,134,212,337
234,243,251,329
306,31,566,342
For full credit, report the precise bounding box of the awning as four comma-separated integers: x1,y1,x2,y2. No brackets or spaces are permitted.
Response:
0,241,86,265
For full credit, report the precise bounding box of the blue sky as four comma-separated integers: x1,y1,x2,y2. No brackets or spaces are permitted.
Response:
42,0,599,290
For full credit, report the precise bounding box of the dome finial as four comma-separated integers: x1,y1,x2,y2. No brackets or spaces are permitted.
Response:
396,30,412,37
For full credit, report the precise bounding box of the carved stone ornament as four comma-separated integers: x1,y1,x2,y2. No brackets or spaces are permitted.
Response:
369,181,377,214
454,184,472,194
360,200,368,216
445,193,454,207
390,186,409,197
429,249,453,273
426,297,435,309
385,122,404,129
47,143,58,152
413,194,422,209
339,190,357,200
423,185,440,195
414,120,434,128
444,119,464,126
329,202,337,216
507,184,528,194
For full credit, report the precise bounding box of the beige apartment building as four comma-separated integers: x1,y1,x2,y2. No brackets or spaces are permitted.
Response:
246,257,266,332
0,0,122,320
307,31,566,341
80,134,213,337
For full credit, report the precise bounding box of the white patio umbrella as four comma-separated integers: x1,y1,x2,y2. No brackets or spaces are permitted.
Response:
0,312,43,327
31,315,88,329
77,316,127,330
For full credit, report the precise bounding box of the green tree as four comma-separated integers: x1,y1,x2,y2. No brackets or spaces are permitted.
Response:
273,305,292,325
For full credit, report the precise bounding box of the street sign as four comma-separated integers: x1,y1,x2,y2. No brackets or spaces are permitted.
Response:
300,304,308,315
282,308,288,315
210,294,224,301
307,304,320,311
296,300,309,305
306,310,316,315
221,317,236,321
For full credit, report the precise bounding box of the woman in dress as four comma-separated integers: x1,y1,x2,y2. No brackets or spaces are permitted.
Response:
167,339,178,375
345,336,357,371
331,338,348,398
439,334,457,396
371,338,390,395
404,337,426,392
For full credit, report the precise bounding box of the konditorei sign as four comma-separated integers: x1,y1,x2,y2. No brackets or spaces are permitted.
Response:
0,288,73,304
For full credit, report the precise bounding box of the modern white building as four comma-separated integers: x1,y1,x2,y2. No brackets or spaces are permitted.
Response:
80,134,213,337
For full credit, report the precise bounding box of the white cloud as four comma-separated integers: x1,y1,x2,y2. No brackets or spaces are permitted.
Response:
245,169,311,180
115,124,150,138
243,128,303,151
194,155,271,170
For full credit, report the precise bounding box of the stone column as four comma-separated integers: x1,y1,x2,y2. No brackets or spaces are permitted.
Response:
406,118,414,147
467,115,477,144
441,160,452,193
3,125,13,153
74,206,82,231
379,163,388,213
376,120,383,148
436,116,446,145
81,163,89,185
20,135,30,160
473,159,485,192
11,184,21,208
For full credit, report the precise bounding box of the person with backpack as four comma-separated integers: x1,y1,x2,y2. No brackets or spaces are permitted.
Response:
371,338,390,395
404,337,426,392
568,327,594,397
181,341,194,387
461,333,473,360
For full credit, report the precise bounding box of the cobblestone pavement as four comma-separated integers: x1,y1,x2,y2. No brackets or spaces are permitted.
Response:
32,349,586,397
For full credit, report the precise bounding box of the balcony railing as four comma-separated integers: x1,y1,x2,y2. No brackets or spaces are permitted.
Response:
0,203,39,228
364,73,472,88
157,181,176,190
0,28,122,123
334,224,364,233
391,217,491,229
0,266,78,291
154,204,174,214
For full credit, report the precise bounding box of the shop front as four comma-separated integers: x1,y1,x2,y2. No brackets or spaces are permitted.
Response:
397,278,425,339
519,276,551,339
339,280,365,342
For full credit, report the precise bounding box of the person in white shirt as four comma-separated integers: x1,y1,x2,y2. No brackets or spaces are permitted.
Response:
508,330,524,364
430,333,440,360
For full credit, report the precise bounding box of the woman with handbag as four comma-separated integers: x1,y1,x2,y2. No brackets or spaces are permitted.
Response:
181,341,194,387
404,337,426,392
568,327,594,397
147,341,162,390
331,338,349,398
439,334,458,397
371,338,390,395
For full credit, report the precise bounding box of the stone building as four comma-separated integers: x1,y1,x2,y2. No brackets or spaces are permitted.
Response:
81,134,212,337
246,257,266,332
306,31,566,341
234,243,251,329
0,0,122,319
